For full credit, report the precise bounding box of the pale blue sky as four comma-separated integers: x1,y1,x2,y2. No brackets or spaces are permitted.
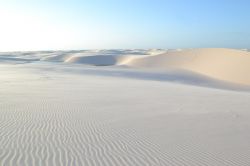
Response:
0,0,249,51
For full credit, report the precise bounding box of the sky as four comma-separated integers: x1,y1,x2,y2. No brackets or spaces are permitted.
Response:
0,0,249,51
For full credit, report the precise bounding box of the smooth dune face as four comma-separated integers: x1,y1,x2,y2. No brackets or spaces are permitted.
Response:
65,55,135,66
126,48,250,85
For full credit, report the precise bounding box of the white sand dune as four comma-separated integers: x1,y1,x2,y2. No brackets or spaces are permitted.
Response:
2,48,250,88
40,53,71,62
126,48,250,85
65,54,135,66
0,49,250,166
1,48,250,88
59,48,250,86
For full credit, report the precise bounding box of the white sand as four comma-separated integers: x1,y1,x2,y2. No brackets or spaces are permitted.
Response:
0,49,250,166
126,48,250,85
39,48,250,85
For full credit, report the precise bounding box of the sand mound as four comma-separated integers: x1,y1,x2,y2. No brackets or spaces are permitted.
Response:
41,53,76,62
65,54,135,66
126,48,250,85
2,48,250,86
39,48,250,85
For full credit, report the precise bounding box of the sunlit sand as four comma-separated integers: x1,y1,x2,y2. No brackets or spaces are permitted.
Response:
0,48,250,165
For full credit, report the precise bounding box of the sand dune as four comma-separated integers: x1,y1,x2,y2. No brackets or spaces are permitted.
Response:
40,53,72,62
1,48,250,86
54,48,250,86
125,48,250,85
1,49,250,165
65,54,135,66
1,48,250,87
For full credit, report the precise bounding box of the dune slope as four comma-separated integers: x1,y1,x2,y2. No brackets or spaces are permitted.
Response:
65,54,134,66
1,48,250,86
126,48,250,85
55,48,250,85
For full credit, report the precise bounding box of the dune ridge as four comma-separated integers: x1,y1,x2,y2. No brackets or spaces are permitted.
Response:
125,48,250,85
56,48,250,85
1,48,250,86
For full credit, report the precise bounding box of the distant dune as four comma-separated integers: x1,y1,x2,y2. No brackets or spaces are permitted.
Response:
59,48,250,85
65,54,134,66
1,48,250,86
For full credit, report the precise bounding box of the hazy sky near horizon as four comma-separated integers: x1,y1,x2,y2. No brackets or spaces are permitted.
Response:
0,0,249,51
